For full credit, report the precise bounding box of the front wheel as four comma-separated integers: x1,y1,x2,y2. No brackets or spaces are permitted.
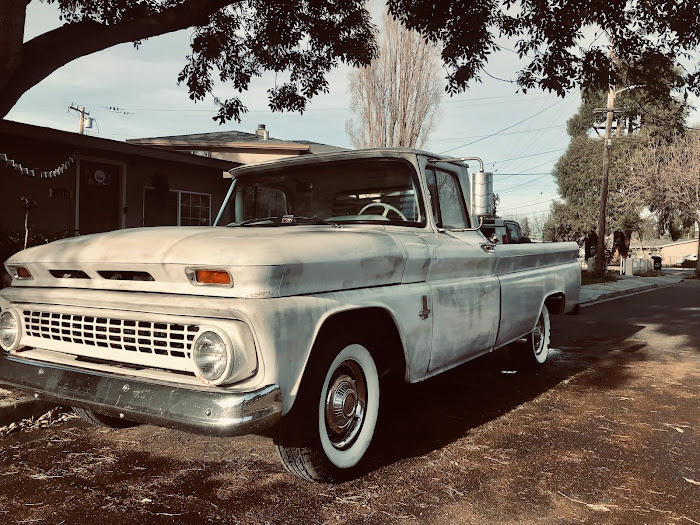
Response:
274,337,380,482
72,407,140,429
509,304,551,369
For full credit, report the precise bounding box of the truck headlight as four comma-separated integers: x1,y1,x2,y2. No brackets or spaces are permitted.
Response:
192,328,234,385
0,309,22,351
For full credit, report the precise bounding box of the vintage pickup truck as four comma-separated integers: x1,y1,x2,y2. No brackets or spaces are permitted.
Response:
0,148,580,482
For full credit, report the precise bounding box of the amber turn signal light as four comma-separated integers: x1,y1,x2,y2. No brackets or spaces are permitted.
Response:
195,270,231,285
10,266,32,280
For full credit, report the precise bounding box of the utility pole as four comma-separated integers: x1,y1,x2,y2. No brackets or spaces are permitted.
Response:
592,38,629,275
67,103,90,134
594,84,616,274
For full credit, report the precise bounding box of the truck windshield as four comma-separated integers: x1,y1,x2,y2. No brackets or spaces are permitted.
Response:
222,158,425,227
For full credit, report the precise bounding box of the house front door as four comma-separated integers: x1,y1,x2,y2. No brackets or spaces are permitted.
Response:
79,160,121,234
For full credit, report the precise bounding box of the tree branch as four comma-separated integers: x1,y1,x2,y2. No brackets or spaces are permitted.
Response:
0,0,238,117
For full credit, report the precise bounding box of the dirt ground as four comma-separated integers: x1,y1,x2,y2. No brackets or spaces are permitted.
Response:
1,281,699,524
0,388,25,404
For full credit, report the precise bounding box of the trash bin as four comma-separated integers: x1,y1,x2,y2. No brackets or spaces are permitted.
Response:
651,256,662,271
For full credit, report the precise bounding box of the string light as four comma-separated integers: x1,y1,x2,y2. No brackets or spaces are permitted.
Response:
0,152,76,179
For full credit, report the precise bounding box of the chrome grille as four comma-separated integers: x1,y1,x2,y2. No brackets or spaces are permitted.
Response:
22,310,199,359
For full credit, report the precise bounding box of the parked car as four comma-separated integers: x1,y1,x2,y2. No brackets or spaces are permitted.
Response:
479,218,531,244
676,253,698,265
0,149,580,482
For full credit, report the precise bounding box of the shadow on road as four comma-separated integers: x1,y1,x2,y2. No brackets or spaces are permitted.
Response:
364,281,700,474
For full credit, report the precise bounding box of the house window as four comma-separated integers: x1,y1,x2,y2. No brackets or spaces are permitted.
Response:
144,188,211,226
179,191,211,226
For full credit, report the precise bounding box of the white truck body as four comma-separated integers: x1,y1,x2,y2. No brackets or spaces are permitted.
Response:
0,148,580,481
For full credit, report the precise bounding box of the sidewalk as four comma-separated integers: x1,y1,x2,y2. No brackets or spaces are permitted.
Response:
579,268,692,306
1,269,695,429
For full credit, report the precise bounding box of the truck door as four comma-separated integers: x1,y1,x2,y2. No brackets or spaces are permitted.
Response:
421,166,500,373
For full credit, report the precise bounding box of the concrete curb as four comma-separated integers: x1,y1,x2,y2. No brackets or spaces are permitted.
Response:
579,280,682,308
0,394,55,427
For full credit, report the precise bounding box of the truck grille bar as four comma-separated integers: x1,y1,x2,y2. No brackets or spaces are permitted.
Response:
22,309,200,366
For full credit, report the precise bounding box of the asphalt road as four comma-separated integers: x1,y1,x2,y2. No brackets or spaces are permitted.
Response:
1,281,699,525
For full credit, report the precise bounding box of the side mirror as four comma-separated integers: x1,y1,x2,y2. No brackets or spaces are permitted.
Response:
471,171,494,218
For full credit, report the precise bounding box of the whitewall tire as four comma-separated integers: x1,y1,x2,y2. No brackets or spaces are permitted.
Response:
318,344,379,470
510,304,551,369
273,336,380,482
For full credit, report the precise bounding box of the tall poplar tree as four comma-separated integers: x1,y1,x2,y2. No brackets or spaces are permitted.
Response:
345,11,442,149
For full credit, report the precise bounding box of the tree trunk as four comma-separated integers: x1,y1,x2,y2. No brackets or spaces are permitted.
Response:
612,230,630,260
696,214,700,278
0,0,234,118
621,229,632,259
0,0,27,97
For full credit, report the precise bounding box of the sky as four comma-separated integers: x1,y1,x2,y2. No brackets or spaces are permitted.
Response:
6,1,698,228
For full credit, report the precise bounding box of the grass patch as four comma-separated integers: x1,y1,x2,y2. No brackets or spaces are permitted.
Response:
581,270,620,286
635,270,662,277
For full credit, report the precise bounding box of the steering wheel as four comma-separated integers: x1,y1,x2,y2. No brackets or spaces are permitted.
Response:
358,202,407,221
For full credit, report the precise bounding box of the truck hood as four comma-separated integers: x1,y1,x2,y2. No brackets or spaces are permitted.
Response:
3,226,408,298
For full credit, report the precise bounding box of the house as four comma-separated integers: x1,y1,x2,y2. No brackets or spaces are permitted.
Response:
629,236,699,266
1,119,237,249
658,238,699,265
127,124,346,165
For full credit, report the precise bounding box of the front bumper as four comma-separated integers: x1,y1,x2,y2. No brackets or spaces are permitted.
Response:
0,352,282,437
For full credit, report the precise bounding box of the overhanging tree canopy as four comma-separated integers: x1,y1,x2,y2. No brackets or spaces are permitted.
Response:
1,0,699,123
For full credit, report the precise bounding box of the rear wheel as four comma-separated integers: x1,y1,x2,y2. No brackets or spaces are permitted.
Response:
509,304,551,369
72,407,140,429
273,335,380,482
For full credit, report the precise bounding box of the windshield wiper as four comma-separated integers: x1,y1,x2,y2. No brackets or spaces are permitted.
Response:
231,216,339,227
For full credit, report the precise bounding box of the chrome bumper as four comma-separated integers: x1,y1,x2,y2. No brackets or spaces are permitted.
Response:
0,352,282,437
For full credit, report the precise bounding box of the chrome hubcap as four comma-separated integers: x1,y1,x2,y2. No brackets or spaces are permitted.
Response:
325,360,367,450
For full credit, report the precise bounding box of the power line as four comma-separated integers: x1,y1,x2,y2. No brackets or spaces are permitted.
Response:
509,209,553,217
439,99,564,155
441,94,551,107
489,95,570,172
109,93,554,113
496,44,536,60
431,124,565,144
499,196,560,212
493,172,551,176
501,193,559,207
495,157,559,183
482,70,517,83
493,93,579,173
489,148,565,165
498,174,552,194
